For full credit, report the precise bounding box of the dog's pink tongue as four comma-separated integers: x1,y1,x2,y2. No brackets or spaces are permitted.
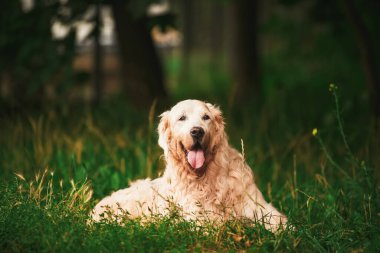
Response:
187,150,205,169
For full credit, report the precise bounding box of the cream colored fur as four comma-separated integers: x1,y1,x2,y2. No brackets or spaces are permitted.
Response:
91,100,287,231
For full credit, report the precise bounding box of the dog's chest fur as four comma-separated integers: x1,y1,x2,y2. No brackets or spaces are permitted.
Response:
162,146,251,218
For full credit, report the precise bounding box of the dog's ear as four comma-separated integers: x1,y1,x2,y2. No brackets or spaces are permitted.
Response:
206,103,225,133
158,111,171,153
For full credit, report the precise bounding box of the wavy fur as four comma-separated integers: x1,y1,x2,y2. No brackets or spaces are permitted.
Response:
92,100,287,231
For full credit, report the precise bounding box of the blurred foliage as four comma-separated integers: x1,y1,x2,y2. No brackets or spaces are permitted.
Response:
0,1,85,101
0,0,178,106
0,0,379,108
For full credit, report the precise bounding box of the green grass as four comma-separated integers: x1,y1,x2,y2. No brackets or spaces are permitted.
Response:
0,86,379,252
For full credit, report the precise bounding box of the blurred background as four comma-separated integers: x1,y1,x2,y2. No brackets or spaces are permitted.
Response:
1,0,379,110
1,0,380,196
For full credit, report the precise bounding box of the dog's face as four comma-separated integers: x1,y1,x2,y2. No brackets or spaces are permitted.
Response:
158,100,225,175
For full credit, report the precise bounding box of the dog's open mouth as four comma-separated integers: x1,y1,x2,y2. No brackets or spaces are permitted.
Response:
187,149,205,169
182,143,205,169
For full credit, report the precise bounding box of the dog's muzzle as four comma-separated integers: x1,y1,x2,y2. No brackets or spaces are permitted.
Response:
185,127,206,170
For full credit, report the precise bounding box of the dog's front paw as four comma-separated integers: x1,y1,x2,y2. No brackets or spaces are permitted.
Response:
265,213,289,233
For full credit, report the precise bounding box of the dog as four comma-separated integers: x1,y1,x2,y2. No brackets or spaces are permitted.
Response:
91,100,287,231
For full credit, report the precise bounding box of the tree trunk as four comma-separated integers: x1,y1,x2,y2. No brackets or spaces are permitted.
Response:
93,2,103,105
111,0,167,107
180,0,193,81
209,0,224,83
340,0,380,119
229,0,261,105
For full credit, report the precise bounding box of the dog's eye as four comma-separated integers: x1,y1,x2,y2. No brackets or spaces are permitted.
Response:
202,114,210,120
178,115,186,121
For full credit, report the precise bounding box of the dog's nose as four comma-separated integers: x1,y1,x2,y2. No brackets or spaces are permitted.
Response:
190,127,205,140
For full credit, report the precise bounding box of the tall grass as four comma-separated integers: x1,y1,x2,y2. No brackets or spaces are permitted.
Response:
0,86,379,252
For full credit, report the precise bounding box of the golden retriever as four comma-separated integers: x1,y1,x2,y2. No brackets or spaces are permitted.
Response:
92,100,287,231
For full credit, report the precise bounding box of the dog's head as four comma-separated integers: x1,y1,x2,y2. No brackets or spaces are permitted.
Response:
158,100,225,175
